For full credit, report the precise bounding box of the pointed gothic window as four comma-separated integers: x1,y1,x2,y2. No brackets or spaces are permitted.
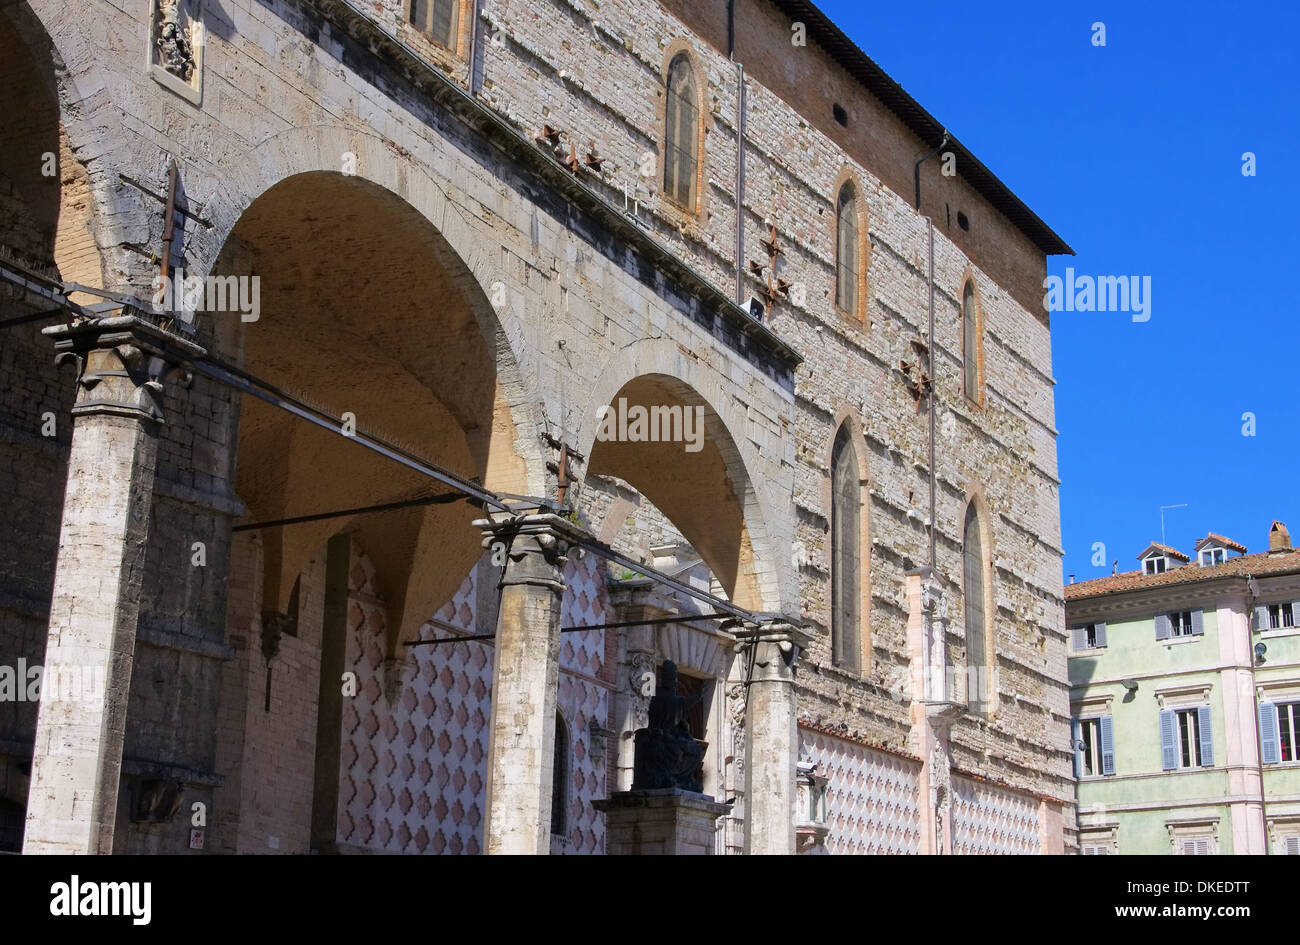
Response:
831,424,861,672
963,503,988,711
962,281,980,401
836,183,859,316
663,54,699,210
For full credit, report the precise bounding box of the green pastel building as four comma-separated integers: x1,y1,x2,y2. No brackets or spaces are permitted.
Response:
1065,522,1300,855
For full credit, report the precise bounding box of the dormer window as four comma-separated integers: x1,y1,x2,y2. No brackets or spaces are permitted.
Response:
1194,534,1245,566
1139,543,1188,575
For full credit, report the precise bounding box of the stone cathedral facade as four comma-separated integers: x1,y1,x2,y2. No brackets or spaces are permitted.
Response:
0,0,1073,854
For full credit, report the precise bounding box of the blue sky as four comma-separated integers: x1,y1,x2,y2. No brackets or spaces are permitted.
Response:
817,0,1300,580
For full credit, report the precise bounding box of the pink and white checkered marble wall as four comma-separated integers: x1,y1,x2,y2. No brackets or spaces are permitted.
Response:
551,547,611,854
338,543,611,854
798,727,923,855
951,775,1041,855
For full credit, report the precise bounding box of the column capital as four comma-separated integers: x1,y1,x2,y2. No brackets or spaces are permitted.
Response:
734,620,812,683
473,512,590,591
44,311,206,423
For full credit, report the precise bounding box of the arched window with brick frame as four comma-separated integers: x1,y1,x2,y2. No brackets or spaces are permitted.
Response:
962,280,982,402
835,182,860,317
663,53,700,210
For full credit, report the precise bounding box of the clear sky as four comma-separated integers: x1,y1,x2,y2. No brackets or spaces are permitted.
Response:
816,0,1300,580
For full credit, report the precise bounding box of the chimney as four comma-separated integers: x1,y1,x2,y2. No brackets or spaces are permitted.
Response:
1270,521,1291,553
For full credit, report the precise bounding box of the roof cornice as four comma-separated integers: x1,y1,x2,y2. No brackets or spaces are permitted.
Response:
768,0,1073,256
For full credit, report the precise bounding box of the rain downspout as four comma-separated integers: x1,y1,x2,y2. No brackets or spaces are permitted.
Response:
914,131,948,568
468,0,485,98
730,0,745,304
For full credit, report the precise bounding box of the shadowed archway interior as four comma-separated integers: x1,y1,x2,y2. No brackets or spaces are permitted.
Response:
213,171,529,651
583,374,761,610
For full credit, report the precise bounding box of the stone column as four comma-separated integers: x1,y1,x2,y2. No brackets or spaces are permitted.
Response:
474,512,586,855
24,314,202,854
738,621,811,855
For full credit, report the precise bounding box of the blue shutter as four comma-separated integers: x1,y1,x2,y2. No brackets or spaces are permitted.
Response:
1072,719,1083,778
1160,709,1178,770
1291,601,1300,627
1260,703,1280,764
1190,609,1204,636
1094,622,1107,647
1254,604,1270,631
1197,705,1214,767
1155,613,1171,640
1100,715,1115,775
1071,626,1085,652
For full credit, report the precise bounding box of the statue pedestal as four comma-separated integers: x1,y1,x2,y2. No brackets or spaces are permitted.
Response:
595,789,730,855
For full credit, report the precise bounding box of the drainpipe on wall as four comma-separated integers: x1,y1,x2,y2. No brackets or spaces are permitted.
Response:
1245,575,1272,854
730,0,746,304
913,132,948,568
467,0,482,97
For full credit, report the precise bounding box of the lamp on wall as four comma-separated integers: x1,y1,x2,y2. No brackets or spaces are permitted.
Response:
1254,642,1268,665
1120,678,1139,693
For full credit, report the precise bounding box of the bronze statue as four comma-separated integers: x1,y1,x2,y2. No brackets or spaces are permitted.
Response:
632,659,706,793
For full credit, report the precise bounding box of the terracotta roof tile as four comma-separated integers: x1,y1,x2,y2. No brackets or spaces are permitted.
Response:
1066,549,1300,601
1195,533,1248,553
1138,542,1189,562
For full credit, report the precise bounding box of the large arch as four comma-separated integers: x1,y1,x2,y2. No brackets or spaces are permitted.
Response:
209,168,537,655
576,339,790,615
190,125,545,498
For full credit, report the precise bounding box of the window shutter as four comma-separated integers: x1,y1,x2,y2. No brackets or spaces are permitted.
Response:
1094,622,1107,647
1155,613,1171,640
1285,836,1300,856
1072,719,1084,778
1071,626,1085,652
1254,604,1270,631
1100,715,1115,775
1197,705,1214,766
1190,609,1204,636
1159,709,1178,770
1260,702,1280,764
1291,600,1300,627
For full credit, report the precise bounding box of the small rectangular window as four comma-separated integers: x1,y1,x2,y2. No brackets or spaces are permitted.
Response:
1268,603,1296,630
1279,702,1299,763
1177,708,1201,767
1144,557,1167,575
1169,611,1195,637
1079,717,1101,776
1073,623,1102,650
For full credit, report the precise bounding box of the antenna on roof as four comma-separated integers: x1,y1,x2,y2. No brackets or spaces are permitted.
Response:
1159,504,1188,545
1112,560,1118,576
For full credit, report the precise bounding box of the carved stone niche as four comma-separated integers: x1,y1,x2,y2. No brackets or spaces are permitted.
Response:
148,0,204,104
